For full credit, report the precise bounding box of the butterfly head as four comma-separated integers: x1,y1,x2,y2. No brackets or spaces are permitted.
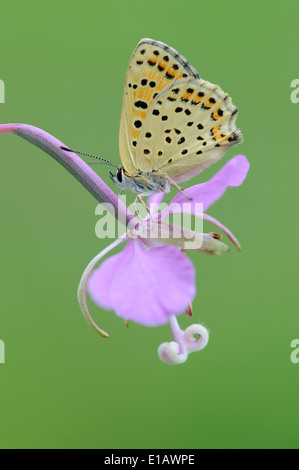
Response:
109,166,129,191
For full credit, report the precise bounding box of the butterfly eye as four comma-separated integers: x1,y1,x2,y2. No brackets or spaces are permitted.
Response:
116,168,123,183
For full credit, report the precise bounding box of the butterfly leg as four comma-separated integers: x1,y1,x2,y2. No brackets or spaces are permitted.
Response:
138,194,156,222
166,176,193,200
137,194,151,213
132,194,154,222
132,197,143,221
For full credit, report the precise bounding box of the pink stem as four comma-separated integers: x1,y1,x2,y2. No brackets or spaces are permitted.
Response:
0,123,137,228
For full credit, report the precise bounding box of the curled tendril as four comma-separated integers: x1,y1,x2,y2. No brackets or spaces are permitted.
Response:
158,342,188,365
183,324,209,352
77,235,128,338
158,315,209,365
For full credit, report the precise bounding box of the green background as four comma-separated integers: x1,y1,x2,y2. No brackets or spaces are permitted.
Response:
0,0,298,449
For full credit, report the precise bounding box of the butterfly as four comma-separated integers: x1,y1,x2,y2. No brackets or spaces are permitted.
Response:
63,39,242,208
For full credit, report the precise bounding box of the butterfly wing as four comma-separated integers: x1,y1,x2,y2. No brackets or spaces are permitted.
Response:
119,38,199,174
135,77,242,182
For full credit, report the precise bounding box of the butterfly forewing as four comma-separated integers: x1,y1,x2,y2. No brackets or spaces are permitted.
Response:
119,39,199,174
119,38,242,185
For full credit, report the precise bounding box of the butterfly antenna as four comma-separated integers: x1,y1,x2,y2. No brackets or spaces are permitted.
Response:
60,146,119,168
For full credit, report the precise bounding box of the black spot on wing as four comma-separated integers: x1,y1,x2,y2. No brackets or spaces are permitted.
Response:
134,100,148,109
134,120,142,128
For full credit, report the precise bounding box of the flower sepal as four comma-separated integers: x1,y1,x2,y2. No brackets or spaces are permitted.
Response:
133,221,229,254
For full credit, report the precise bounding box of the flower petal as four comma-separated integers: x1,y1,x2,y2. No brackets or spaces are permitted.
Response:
169,155,249,212
147,192,165,217
155,209,241,251
88,238,196,327
88,240,133,310
148,192,165,208
140,221,229,253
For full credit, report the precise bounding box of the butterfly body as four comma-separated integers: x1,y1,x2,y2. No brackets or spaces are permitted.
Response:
110,166,171,196
112,38,242,199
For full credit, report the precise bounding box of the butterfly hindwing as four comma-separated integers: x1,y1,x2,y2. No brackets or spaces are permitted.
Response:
135,77,243,180
119,39,199,174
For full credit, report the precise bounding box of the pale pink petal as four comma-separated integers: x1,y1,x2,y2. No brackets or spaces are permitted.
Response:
148,192,165,206
168,155,249,212
88,241,133,310
88,238,196,327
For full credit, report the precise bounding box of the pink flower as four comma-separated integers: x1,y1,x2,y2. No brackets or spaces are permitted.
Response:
83,155,249,364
